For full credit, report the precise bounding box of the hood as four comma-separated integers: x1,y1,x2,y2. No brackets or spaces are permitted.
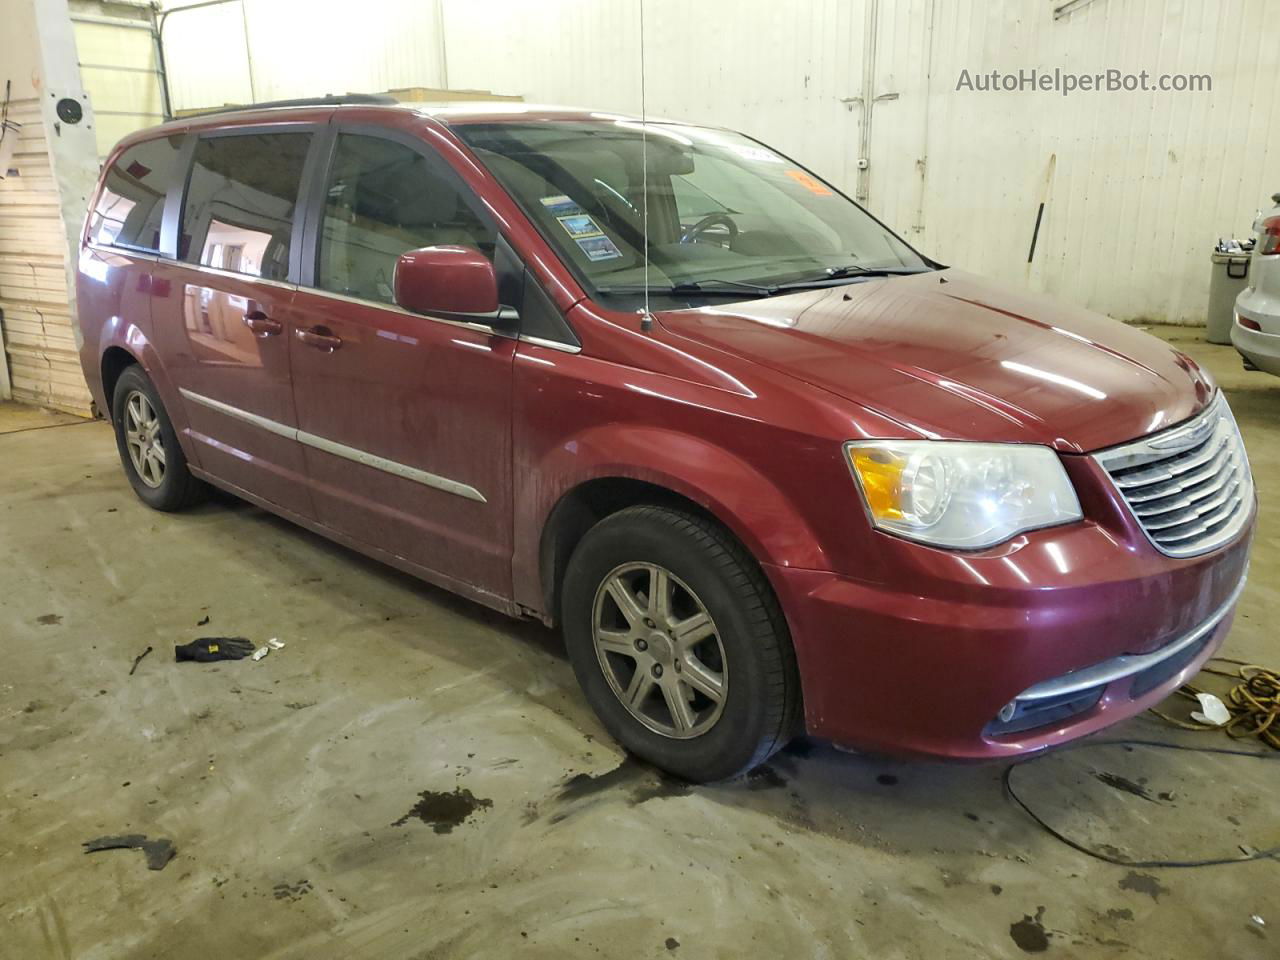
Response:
654,269,1214,453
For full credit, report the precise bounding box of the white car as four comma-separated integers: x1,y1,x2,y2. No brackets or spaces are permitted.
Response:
1233,193,1280,375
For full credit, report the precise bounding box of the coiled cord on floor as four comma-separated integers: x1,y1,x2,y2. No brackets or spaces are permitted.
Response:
1149,658,1280,749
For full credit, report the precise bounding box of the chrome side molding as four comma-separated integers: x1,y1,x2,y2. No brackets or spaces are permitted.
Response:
178,388,487,503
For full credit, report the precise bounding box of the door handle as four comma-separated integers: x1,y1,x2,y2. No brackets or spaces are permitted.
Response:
295,325,343,352
243,310,282,337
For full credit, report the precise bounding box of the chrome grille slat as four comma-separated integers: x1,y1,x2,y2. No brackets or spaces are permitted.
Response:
1154,493,1244,545
1111,434,1229,489
1093,394,1254,558
1131,454,1239,518
1131,453,1239,519
1140,476,1241,532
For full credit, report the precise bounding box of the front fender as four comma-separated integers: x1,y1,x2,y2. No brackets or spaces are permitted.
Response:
511,423,830,617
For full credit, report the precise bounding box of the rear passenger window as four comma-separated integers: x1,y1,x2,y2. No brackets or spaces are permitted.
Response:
317,134,495,304
87,136,182,252
179,132,311,281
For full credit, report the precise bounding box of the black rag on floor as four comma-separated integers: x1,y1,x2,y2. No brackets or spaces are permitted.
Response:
82,835,176,870
174,637,255,662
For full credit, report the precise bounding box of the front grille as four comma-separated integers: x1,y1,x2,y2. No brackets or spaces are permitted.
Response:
1093,393,1253,558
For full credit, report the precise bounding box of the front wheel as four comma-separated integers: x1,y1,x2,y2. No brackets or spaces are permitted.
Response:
561,505,800,782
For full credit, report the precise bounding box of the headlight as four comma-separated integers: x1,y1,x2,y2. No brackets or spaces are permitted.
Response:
845,441,1082,549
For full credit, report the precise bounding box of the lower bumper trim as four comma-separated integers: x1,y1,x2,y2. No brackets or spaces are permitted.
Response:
1010,565,1248,706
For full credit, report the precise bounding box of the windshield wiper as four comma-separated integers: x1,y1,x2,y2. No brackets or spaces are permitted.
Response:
599,267,929,300
768,264,928,291
598,279,775,297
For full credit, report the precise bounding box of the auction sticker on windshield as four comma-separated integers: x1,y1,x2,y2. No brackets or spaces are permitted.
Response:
575,234,623,261
557,214,603,238
539,194,581,216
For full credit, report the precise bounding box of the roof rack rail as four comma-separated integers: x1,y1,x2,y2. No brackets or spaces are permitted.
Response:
181,93,397,119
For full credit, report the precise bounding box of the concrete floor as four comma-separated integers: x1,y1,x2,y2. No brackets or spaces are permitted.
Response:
1,327,1277,960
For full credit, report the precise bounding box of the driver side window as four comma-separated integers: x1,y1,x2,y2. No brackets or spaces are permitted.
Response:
317,134,495,305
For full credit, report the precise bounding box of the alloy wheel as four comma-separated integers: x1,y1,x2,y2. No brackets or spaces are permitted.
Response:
591,562,728,739
124,390,166,489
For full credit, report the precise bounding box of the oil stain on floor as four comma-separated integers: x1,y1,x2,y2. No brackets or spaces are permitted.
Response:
1009,906,1050,953
1093,770,1158,802
555,758,690,809
1118,871,1168,901
392,787,493,834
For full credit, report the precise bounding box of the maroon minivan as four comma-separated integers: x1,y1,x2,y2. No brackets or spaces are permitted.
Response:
77,95,1254,781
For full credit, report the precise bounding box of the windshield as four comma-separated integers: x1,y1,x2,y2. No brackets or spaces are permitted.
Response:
453,120,930,304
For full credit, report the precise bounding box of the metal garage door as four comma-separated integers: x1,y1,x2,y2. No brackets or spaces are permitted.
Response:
70,0,167,159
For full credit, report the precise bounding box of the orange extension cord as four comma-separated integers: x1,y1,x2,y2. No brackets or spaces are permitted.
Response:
1150,657,1280,749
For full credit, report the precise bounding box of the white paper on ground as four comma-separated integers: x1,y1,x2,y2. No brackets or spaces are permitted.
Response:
1190,692,1230,726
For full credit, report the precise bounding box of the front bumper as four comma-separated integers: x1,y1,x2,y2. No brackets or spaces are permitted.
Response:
990,567,1245,735
767,472,1254,759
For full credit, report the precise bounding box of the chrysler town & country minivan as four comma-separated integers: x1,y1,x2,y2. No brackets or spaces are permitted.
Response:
77,95,1254,781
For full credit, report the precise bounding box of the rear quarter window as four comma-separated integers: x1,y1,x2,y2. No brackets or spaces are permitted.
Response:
179,132,312,281
87,136,183,253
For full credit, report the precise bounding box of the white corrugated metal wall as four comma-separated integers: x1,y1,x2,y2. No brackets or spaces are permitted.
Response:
150,0,1280,326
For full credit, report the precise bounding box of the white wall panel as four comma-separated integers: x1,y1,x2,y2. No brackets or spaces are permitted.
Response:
161,2,255,110
907,0,1280,324
441,0,639,110
162,0,446,110
157,0,1280,325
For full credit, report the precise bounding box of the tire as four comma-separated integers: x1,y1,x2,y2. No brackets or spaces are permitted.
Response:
561,505,800,782
111,365,208,511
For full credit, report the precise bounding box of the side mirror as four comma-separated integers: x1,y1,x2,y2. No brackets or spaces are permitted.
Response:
394,245,500,317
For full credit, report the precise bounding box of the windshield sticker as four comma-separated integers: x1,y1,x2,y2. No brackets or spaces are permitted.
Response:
729,144,782,163
540,194,582,216
556,214,604,239
575,234,623,262
784,170,833,195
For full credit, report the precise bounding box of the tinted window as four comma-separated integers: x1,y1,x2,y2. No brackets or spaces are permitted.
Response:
317,134,495,304
87,136,182,252
180,132,311,281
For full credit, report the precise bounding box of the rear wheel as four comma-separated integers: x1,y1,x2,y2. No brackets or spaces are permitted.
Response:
111,365,207,511
562,505,799,782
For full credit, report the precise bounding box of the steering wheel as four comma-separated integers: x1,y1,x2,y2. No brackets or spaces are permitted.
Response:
680,212,739,245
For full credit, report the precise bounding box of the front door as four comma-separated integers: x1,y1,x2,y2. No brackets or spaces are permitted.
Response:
150,128,318,518
288,130,515,601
